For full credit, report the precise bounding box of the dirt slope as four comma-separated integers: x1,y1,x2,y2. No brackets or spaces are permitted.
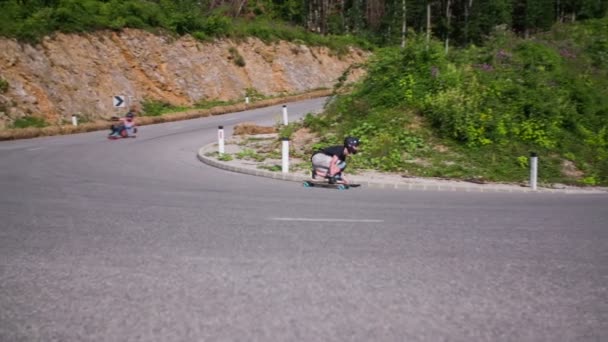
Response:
0,29,369,128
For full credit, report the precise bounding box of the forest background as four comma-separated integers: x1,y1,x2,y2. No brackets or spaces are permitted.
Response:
0,0,607,186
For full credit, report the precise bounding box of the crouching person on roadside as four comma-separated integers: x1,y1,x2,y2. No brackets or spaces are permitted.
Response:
310,136,360,184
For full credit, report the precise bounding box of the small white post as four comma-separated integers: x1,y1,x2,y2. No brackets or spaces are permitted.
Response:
282,105,288,125
281,138,289,173
530,152,538,191
245,96,250,104
218,126,225,155
71,114,78,126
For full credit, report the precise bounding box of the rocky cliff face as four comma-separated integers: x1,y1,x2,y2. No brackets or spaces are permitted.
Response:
0,29,369,129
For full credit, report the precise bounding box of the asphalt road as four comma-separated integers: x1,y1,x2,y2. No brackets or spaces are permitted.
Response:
1,97,607,341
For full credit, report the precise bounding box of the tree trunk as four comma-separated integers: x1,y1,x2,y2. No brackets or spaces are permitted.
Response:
401,0,407,48
445,0,451,55
234,0,247,17
465,0,473,44
308,0,321,33
426,1,431,50
341,0,345,33
366,0,385,31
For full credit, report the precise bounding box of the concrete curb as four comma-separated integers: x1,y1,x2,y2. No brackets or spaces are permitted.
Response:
197,144,607,194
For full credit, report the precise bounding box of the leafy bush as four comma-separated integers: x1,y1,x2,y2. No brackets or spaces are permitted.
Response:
217,153,233,162
236,148,265,162
303,112,333,135
278,122,301,140
141,99,173,116
244,88,265,102
12,117,47,129
194,99,235,109
202,15,230,36
0,78,8,93
228,47,245,67
311,19,608,185
0,0,372,52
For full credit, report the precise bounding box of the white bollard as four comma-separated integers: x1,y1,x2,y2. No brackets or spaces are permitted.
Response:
71,114,78,126
218,126,225,155
282,105,288,125
245,96,250,104
530,152,538,191
282,138,289,173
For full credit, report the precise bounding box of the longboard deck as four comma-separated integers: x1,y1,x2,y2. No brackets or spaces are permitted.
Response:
303,180,360,190
107,135,136,140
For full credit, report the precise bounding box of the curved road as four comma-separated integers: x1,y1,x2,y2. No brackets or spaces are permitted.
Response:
1,98,607,341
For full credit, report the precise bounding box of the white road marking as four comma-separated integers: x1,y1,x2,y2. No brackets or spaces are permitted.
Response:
27,147,45,151
269,217,384,223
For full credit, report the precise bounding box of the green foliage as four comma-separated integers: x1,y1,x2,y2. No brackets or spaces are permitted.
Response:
236,148,265,162
517,156,529,168
11,116,47,129
228,47,246,67
302,112,325,130
582,176,598,185
217,153,233,162
310,18,608,185
194,99,235,109
202,15,231,36
230,17,371,53
0,0,372,52
0,78,8,93
102,0,164,31
1,0,607,50
258,164,282,172
278,122,300,140
141,99,174,116
244,88,265,102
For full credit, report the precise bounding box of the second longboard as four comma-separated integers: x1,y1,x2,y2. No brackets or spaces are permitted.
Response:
303,180,360,190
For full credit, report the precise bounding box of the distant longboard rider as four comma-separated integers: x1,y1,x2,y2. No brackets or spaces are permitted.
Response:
311,136,360,184
109,109,136,138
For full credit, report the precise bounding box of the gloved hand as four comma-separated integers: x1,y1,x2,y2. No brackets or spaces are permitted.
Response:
329,164,341,176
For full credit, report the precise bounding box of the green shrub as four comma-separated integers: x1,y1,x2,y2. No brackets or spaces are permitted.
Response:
278,122,300,140
52,0,108,33
303,112,331,134
141,99,173,116
217,153,233,162
306,18,608,185
236,148,265,162
192,31,209,41
258,164,282,172
0,78,8,93
194,99,233,109
0,0,372,52
245,88,265,101
12,116,48,129
203,15,230,36
228,47,245,67
16,8,56,42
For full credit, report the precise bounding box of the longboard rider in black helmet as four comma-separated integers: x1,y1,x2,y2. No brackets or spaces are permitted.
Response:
311,136,360,184
109,108,137,138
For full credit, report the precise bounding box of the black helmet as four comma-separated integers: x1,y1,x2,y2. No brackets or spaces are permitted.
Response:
126,111,135,118
344,136,360,154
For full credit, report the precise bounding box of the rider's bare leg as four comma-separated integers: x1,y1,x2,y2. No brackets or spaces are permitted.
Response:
313,168,328,178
